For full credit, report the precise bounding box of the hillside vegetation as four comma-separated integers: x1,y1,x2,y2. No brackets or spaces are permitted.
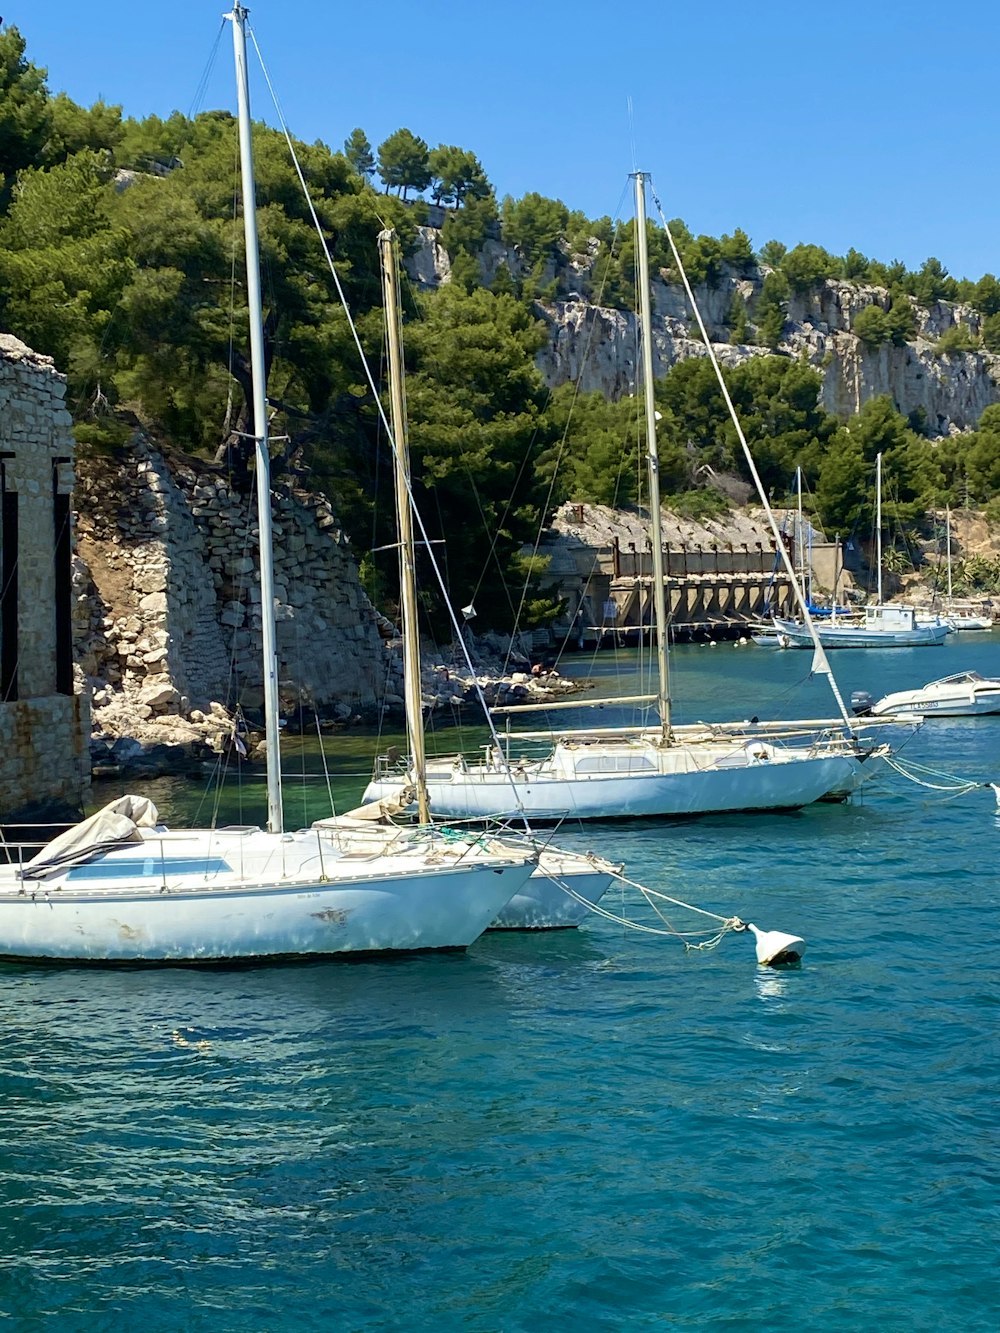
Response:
3,25,1000,629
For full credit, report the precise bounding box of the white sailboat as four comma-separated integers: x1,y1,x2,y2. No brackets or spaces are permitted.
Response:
0,4,537,964
932,508,993,631
364,172,867,821
774,454,950,649
333,228,618,926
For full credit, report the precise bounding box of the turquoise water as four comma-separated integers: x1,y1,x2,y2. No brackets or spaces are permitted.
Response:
2,639,999,1329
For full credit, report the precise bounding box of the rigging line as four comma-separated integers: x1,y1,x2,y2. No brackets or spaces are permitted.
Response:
247,37,533,828
70,20,230,424
647,175,852,727
186,20,227,122
504,214,635,675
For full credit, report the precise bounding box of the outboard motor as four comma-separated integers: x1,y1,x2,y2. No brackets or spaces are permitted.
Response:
850,690,875,716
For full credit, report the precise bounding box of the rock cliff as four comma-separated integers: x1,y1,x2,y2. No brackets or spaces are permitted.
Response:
407,229,1000,435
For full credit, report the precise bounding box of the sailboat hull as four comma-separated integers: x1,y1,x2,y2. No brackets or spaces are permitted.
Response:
0,826,531,963
366,742,858,821
491,852,620,929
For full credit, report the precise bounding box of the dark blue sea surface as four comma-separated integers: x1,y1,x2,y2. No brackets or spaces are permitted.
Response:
2,638,999,1330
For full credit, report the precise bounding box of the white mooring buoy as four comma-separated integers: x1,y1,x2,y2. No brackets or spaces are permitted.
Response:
746,923,806,967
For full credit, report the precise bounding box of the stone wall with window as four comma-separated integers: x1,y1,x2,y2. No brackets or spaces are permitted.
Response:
0,335,89,820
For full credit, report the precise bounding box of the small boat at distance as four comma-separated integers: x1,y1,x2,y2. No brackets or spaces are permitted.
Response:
852,670,1000,718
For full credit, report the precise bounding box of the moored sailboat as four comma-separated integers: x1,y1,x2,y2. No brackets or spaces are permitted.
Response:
774,454,949,649
0,4,536,963
365,172,869,820
335,227,618,925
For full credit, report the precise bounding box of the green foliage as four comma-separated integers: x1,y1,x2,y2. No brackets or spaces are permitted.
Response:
852,304,890,349
427,144,490,207
44,93,122,164
10,19,1000,632
501,192,568,265
814,434,868,533
440,193,498,267
0,25,51,203
885,292,916,345
934,323,979,357
867,258,907,288
728,291,748,344
0,151,132,403
669,488,729,520
982,312,1000,353
719,228,755,275
754,271,788,349
841,247,870,280
541,385,642,507
906,256,958,304
955,404,1000,501
343,127,374,179
376,128,430,199
758,239,786,268
970,273,1000,316
401,285,555,632
781,243,837,293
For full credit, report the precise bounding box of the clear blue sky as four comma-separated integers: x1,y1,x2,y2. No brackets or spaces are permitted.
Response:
12,1,1000,280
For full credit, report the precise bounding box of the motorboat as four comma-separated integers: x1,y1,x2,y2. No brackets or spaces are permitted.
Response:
853,670,1000,718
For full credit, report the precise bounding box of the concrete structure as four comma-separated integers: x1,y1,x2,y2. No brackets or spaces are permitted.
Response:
0,335,89,821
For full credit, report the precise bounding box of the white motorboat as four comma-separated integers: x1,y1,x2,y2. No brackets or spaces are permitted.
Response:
0,6,537,964
857,671,1000,718
365,172,872,821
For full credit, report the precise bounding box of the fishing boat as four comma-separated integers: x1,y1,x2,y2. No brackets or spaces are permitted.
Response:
0,4,537,964
853,670,1000,718
774,454,949,649
365,172,870,821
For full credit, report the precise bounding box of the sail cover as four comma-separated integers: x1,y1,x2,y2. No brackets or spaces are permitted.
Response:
22,795,161,880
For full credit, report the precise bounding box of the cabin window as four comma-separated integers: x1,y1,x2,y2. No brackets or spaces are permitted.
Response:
574,754,656,774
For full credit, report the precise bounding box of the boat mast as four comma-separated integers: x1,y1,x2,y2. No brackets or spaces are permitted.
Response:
378,228,430,824
229,4,282,833
946,505,953,602
796,466,805,601
633,171,672,742
875,452,883,606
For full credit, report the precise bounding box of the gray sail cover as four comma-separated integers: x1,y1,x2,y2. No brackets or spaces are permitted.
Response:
22,795,161,880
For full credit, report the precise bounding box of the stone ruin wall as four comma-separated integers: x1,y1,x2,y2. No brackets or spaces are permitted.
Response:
0,335,89,820
74,437,399,751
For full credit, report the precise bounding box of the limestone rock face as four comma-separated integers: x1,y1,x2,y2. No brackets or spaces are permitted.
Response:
404,226,1000,434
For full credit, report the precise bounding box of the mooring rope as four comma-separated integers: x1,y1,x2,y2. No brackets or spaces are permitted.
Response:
552,870,748,952
883,754,990,798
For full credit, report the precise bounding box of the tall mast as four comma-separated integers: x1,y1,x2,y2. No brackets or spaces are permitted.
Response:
875,451,883,606
229,4,282,833
378,229,430,824
946,505,953,602
796,465,804,600
633,171,671,742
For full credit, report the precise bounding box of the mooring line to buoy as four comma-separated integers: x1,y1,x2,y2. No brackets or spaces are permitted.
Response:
884,754,991,799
